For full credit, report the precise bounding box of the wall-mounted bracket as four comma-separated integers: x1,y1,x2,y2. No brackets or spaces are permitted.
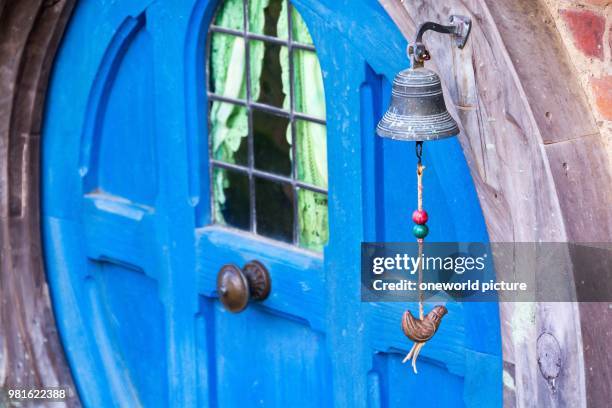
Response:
408,15,472,68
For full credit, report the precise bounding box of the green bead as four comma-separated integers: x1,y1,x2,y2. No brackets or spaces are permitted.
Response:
412,224,429,239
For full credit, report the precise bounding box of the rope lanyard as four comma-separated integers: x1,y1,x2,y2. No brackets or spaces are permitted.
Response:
416,152,425,321
401,141,447,374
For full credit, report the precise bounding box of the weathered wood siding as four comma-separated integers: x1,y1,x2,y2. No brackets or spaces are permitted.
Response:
0,0,78,406
379,0,612,407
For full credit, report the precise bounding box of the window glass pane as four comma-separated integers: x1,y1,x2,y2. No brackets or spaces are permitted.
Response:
255,177,294,242
293,49,325,119
253,109,291,175
209,33,246,99
249,40,288,108
291,6,313,45
214,0,244,30
297,189,328,251
208,0,328,251
210,101,249,166
213,167,250,230
295,119,327,188
248,0,288,39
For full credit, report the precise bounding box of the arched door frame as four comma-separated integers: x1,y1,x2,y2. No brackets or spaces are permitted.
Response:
0,1,78,405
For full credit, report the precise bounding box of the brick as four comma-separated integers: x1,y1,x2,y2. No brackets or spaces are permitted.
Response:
591,76,612,120
560,9,606,59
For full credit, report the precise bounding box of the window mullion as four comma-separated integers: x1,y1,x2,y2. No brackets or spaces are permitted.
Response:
210,25,316,52
288,1,299,246
244,0,257,234
207,92,326,125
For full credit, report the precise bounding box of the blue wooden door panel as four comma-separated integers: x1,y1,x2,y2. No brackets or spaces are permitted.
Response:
197,227,326,330
372,353,465,407
42,0,502,407
89,262,168,407
43,1,198,406
44,217,117,407
82,195,157,278
212,305,331,406
196,229,332,406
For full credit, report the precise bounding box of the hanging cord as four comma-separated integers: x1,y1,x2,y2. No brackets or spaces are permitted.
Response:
402,142,447,373
415,141,424,319
417,167,424,320
403,141,426,372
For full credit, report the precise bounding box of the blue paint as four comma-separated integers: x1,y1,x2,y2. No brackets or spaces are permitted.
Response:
90,263,168,407
42,0,501,406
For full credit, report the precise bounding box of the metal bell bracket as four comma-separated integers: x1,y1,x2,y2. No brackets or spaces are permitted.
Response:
409,15,472,68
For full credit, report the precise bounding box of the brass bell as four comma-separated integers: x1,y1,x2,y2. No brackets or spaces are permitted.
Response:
376,16,472,142
376,67,458,141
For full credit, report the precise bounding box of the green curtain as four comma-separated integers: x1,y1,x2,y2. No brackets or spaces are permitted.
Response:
210,0,328,251
210,0,269,224
279,3,328,250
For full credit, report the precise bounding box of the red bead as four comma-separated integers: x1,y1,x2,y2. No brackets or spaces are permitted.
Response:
412,209,428,225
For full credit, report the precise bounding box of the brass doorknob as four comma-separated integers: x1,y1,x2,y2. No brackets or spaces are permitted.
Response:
216,261,271,313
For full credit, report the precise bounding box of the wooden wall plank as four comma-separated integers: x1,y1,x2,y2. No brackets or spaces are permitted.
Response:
483,0,598,144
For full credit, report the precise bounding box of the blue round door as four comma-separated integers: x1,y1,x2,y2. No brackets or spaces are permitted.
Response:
42,0,502,406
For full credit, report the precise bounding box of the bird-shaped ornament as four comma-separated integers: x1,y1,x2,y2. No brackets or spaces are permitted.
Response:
401,305,447,373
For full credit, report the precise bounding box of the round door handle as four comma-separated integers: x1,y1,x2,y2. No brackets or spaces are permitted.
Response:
216,260,271,313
